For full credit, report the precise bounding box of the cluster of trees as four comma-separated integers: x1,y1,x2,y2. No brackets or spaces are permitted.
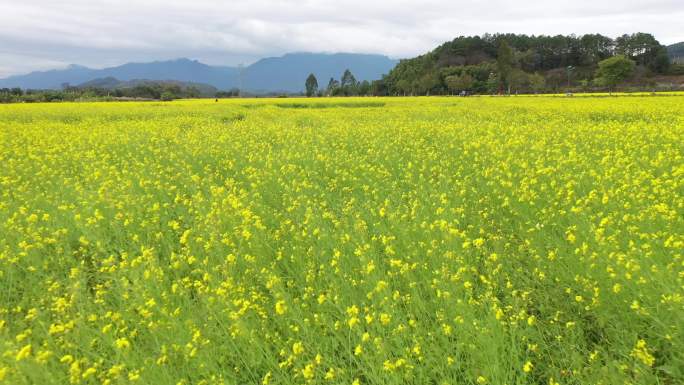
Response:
88,83,208,100
0,87,103,103
377,33,675,95
1,83,223,103
215,88,241,98
304,69,375,97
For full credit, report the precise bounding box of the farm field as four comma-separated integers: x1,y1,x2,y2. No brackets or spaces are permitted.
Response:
0,96,683,385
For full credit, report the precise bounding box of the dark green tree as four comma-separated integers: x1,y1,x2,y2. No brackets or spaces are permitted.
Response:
358,80,371,96
497,40,515,93
615,33,670,73
305,73,318,97
486,72,499,94
340,69,357,87
445,73,474,93
579,34,614,67
340,69,358,95
326,78,340,96
594,55,636,91
529,73,546,93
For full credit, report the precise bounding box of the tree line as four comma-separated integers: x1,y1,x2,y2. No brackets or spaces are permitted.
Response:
305,69,379,97
0,82,223,103
374,33,680,96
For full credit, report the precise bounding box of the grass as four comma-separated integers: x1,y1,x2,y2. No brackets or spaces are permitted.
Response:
0,96,682,385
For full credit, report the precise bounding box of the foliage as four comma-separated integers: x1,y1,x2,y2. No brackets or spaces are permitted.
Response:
215,88,241,98
0,81,214,103
445,73,474,92
324,70,372,97
595,55,636,89
615,33,670,72
379,33,672,95
159,92,175,101
305,74,319,97
0,97,682,384
497,40,515,93
528,72,546,93
669,63,684,76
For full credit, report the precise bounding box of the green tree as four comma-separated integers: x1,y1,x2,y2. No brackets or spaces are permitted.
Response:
529,73,546,94
340,69,358,95
186,86,200,99
326,78,340,96
358,80,371,96
594,55,636,91
418,71,441,95
160,91,175,101
445,73,474,93
497,40,515,94
486,72,499,94
305,74,318,97
509,69,529,93
615,33,670,73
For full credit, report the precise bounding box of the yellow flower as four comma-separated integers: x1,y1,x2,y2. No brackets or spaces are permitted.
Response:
60,354,74,364
275,300,287,315
302,363,315,380
293,342,305,355
262,371,272,385
0,367,9,381
82,367,97,379
354,344,363,356
523,361,533,373
128,370,141,381
631,339,655,367
473,238,485,248
115,337,131,349
15,344,31,361
476,376,487,384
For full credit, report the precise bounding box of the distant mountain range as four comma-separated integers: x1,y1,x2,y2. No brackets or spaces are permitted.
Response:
0,53,398,93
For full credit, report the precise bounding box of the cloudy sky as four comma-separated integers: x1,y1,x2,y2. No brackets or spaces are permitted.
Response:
0,0,682,77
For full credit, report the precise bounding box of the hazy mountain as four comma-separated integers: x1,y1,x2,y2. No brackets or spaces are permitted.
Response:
244,53,398,92
0,53,397,93
0,59,237,90
0,64,99,90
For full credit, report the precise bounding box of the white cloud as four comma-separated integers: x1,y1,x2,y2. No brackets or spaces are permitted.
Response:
0,0,682,77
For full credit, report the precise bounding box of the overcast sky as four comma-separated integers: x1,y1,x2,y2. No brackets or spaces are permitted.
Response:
0,0,682,77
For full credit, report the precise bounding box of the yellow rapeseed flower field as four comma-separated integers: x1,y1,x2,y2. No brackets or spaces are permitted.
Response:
0,96,682,384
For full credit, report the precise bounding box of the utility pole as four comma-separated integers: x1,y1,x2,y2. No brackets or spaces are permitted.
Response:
566,66,574,89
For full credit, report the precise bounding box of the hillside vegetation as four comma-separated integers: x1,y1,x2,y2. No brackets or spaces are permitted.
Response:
378,33,674,95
